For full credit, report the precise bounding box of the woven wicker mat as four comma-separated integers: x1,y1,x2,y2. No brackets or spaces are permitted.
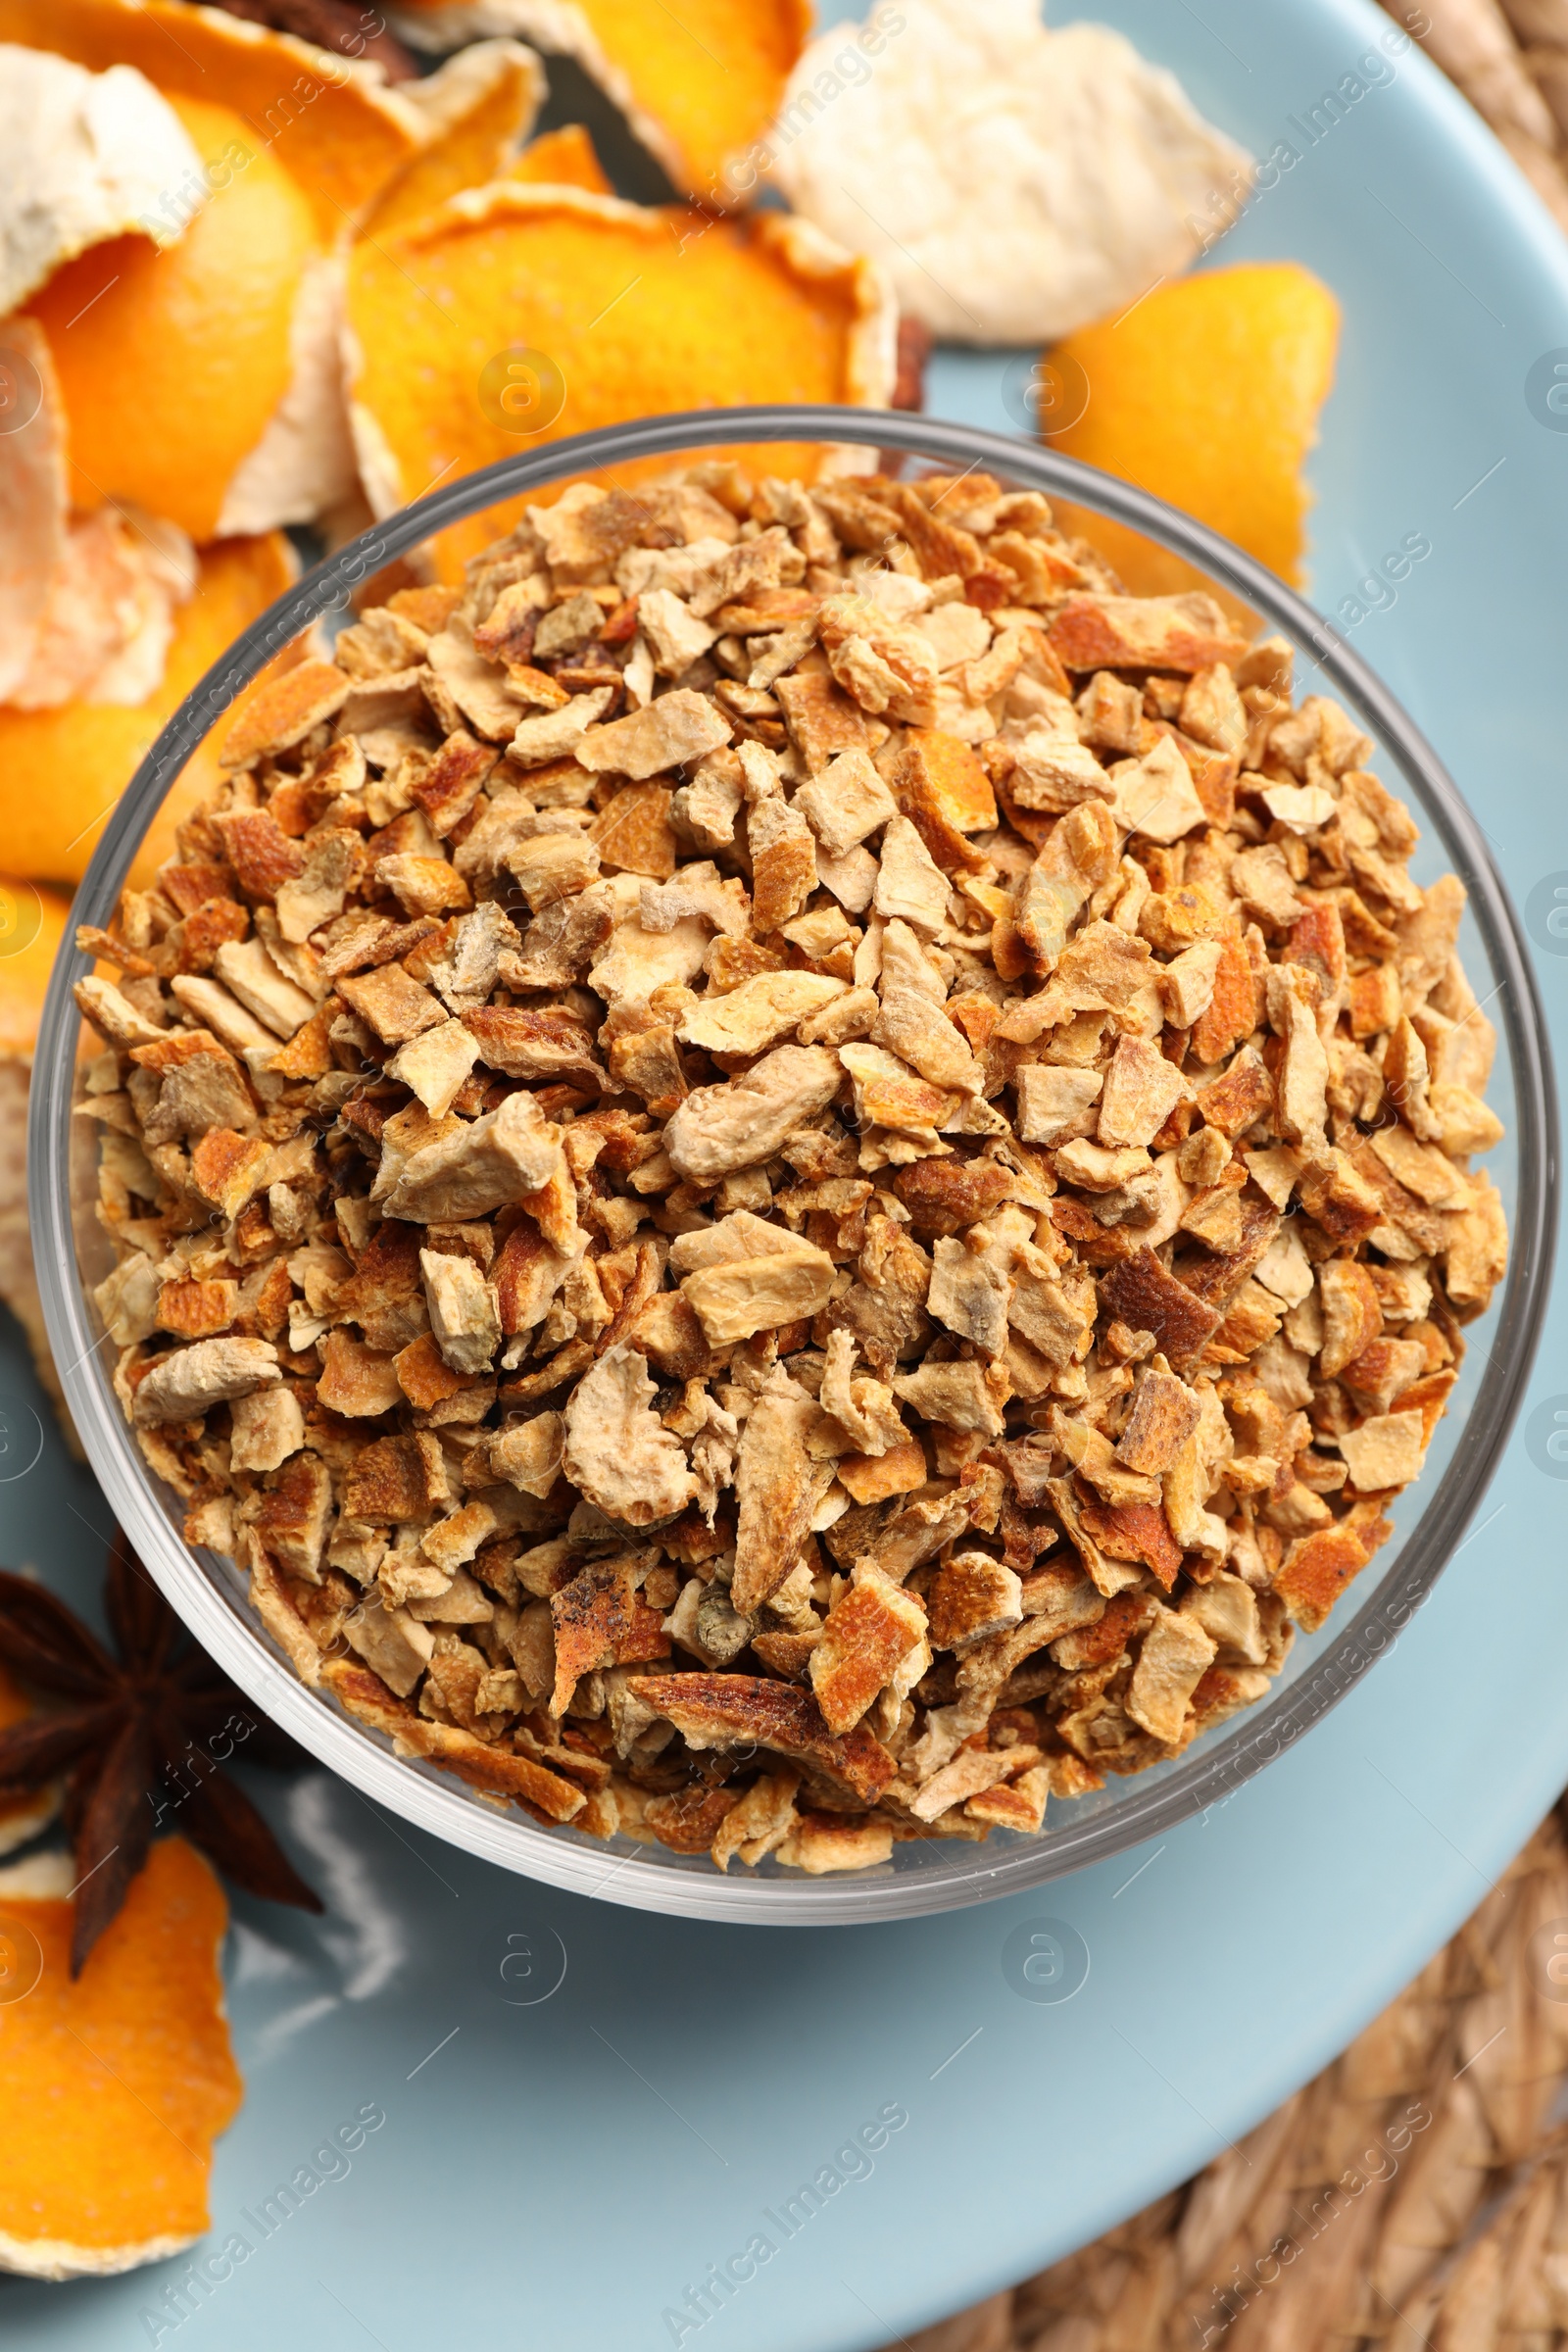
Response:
888,1804,1568,2351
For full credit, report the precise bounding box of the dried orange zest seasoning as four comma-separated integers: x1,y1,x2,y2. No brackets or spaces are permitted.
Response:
79,460,1504,1876
0,1839,242,2279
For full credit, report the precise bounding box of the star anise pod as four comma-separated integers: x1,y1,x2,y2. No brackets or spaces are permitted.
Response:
0,1531,321,1974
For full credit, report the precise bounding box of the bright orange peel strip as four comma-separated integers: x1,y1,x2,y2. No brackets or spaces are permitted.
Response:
26,95,318,543
505,122,611,195
394,0,809,199
0,1838,242,2279
345,185,895,576
1047,261,1341,588
0,0,425,234
0,532,296,888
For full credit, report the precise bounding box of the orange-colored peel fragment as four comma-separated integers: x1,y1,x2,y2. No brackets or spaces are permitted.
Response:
0,0,424,235
27,96,318,543
0,1839,242,2279
0,533,296,887
1048,263,1341,587
345,186,895,575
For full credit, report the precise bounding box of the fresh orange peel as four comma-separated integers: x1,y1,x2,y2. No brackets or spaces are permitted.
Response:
0,531,297,887
0,0,428,235
362,36,544,239
345,184,896,575
0,1838,242,2279
390,0,809,200
1046,261,1341,588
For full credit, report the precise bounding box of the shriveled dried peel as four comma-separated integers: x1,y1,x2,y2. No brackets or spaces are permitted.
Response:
344,186,896,576
361,35,544,239
0,1838,242,2279
0,532,296,886
503,122,611,194
0,0,426,234
25,94,320,543
393,0,809,199
1049,263,1342,588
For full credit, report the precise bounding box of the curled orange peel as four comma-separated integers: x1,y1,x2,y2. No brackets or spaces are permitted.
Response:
390,0,809,202
0,532,297,888
362,36,544,239
0,1838,242,2280
1047,261,1341,589
0,0,428,234
345,184,896,576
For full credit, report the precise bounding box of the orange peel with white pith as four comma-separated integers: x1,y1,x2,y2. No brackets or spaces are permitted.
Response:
345,183,896,576
363,36,544,238
0,530,297,887
0,0,426,235
25,92,333,544
390,0,808,201
0,1838,242,2280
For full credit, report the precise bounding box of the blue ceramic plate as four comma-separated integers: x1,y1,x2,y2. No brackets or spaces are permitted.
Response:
6,1,1568,2343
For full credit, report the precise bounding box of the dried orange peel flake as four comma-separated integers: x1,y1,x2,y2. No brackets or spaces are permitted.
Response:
345,186,895,575
0,0,426,234
505,122,611,194
0,1839,242,2279
1049,263,1341,587
0,532,296,887
396,0,808,198
363,38,545,239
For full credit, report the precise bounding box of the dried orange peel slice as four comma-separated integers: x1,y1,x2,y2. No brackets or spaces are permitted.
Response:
0,46,205,312
0,531,296,887
1047,262,1341,588
345,185,895,576
362,36,544,238
391,0,809,199
24,92,341,543
0,0,427,235
0,1838,242,2279
505,121,610,193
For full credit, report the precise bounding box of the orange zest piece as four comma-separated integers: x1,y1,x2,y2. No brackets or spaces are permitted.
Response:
395,0,808,198
506,123,611,194
1047,263,1341,587
0,533,296,887
344,185,894,576
363,38,544,239
26,95,317,543
0,0,423,235
0,1838,242,2279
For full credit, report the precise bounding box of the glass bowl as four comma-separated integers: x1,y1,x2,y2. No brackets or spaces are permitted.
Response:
29,407,1556,1924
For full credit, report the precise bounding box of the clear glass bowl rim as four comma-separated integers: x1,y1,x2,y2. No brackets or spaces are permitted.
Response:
28,403,1558,1926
